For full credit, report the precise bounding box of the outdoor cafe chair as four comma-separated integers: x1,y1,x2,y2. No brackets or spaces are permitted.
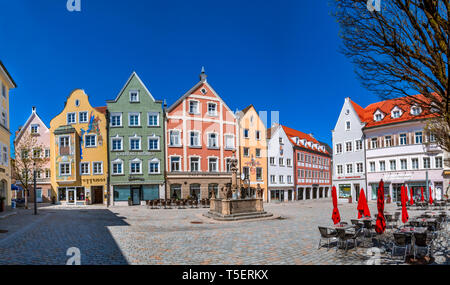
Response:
166,199,172,209
317,226,337,250
391,233,412,262
335,227,362,252
413,232,431,260
200,199,206,208
362,220,376,238
193,199,199,208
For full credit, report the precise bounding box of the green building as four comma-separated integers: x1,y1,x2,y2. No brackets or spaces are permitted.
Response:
107,72,165,205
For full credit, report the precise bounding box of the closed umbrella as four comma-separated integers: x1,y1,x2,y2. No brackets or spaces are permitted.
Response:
331,186,341,225
357,188,371,218
375,180,386,234
409,187,414,205
401,185,409,224
429,186,433,205
421,187,424,202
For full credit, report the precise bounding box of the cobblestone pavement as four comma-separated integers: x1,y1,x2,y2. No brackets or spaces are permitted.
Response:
0,200,448,265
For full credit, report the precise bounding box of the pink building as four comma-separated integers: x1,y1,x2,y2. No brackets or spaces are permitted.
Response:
14,107,52,203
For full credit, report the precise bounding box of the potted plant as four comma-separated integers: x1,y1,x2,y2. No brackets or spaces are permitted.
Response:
128,197,132,206
0,196,5,212
348,196,352,203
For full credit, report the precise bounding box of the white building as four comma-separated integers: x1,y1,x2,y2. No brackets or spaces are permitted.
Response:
267,124,295,202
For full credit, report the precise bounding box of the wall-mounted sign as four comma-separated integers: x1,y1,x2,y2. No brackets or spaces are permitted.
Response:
82,177,106,184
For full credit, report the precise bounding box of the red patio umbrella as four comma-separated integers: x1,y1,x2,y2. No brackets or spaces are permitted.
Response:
375,180,386,234
409,186,414,205
429,186,433,205
401,185,409,224
421,187,425,202
331,186,341,225
357,188,371,218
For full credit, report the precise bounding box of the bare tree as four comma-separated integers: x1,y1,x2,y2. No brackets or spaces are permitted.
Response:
12,132,49,209
333,0,450,151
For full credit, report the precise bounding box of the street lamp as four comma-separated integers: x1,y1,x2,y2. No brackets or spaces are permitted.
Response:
33,161,37,215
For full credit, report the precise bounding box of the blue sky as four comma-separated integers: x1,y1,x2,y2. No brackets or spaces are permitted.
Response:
0,0,379,149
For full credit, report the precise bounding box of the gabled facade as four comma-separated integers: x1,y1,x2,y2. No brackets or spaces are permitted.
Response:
106,72,165,206
236,105,268,201
267,124,295,202
14,107,52,202
165,69,238,200
50,89,108,205
332,97,367,202
0,60,16,211
283,125,332,201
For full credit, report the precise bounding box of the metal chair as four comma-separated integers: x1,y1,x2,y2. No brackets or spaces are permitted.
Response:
391,233,412,262
413,232,431,260
335,228,362,252
317,226,337,250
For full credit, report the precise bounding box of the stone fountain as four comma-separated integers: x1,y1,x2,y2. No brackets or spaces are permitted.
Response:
203,151,273,221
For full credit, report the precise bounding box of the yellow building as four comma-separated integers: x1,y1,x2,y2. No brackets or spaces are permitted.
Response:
50,89,108,205
237,105,268,201
0,61,16,211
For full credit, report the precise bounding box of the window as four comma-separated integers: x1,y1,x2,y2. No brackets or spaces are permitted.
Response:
399,133,407,145
59,163,71,176
423,157,430,169
225,135,235,149
411,106,421,115
243,167,250,179
435,157,443,168
356,163,364,173
190,157,200,172
112,160,123,175
129,90,139,102
286,158,292,167
170,157,180,172
384,136,392,147
279,158,284,166
129,113,140,127
30,124,39,134
208,133,218,148
401,159,407,170
429,133,436,143
392,110,401,118
208,158,218,172
287,175,292,184
207,103,217,116
130,137,141,150
375,113,382,121
345,142,352,152
147,112,159,126
112,138,123,151
169,130,181,146
93,162,103,174
80,162,90,175
379,161,386,171
255,148,261,158
345,121,351,130
67,113,76,124
130,160,142,174
346,164,353,174
279,137,283,144
189,101,199,114
79,112,88,123
45,149,50,158
110,113,122,127
33,149,41,158
226,158,232,172
371,138,378,148
255,131,261,140
190,131,200,147
256,168,262,180
370,162,375,172
148,137,160,150
279,175,284,184
270,175,276,184
85,135,97,147
412,158,419,170
243,147,250,157
1,83,5,97
355,140,363,151
336,143,342,154
149,160,160,174
415,132,423,144
390,160,396,171
45,169,51,178
269,157,275,165
337,165,343,175
244,129,249,138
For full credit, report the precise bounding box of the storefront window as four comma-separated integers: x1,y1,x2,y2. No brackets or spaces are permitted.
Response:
170,184,181,199
208,184,218,198
58,188,66,201
76,187,85,201
339,184,351,198
114,186,130,201
190,184,201,200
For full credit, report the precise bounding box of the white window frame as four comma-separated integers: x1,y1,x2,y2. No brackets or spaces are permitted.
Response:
170,156,181,172
207,102,218,116
92,161,104,175
111,136,123,151
79,111,89,123
148,136,160,151
112,159,124,175
67,112,76,125
189,156,201,172
169,130,181,147
129,158,143,174
110,113,123,127
128,112,141,127
129,90,140,102
80,162,90,175
399,133,407,145
84,134,97,148
148,159,161,174
208,157,218,172
224,134,235,150
189,131,201,148
30,124,39,134
129,135,142,151
345,141,353,152
59,162,71,176
207,132,219,149
188,100,200,115
147,112,160,127
345,121,351,130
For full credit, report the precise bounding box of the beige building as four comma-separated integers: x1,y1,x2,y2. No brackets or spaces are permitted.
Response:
0,60,17,211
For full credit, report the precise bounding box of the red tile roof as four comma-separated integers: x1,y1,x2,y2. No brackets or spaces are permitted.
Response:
95,106,107,114
350,99,365,122
356,94,439,128
281,125,329,155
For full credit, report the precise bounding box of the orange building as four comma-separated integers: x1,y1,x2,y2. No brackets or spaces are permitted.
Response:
165,68,238,199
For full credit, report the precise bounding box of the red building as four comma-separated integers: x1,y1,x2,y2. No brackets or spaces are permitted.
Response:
282,125,332,200
164,68,238,200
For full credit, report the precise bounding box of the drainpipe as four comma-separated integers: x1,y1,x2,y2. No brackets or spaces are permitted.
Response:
163,100,167,200
105,109,111,207
362,132,368,201
426,170,429,199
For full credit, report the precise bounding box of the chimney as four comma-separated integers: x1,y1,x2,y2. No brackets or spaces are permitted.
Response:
309,133,314,138
32,106,36,113
200,66,207,83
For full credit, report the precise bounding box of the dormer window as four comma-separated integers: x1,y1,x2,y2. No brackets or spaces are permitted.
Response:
375,113,383,122
129,90,139,102
30,124,39,134
391,106,402,119
411,106,421,116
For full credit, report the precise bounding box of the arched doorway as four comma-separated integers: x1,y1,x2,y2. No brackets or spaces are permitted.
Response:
305,188,311,199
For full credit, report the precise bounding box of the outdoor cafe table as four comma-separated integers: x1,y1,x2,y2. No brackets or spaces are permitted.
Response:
328,224,355,230
396,226,427,235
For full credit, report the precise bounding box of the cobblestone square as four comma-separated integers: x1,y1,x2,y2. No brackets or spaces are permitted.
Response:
0,199,448,265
